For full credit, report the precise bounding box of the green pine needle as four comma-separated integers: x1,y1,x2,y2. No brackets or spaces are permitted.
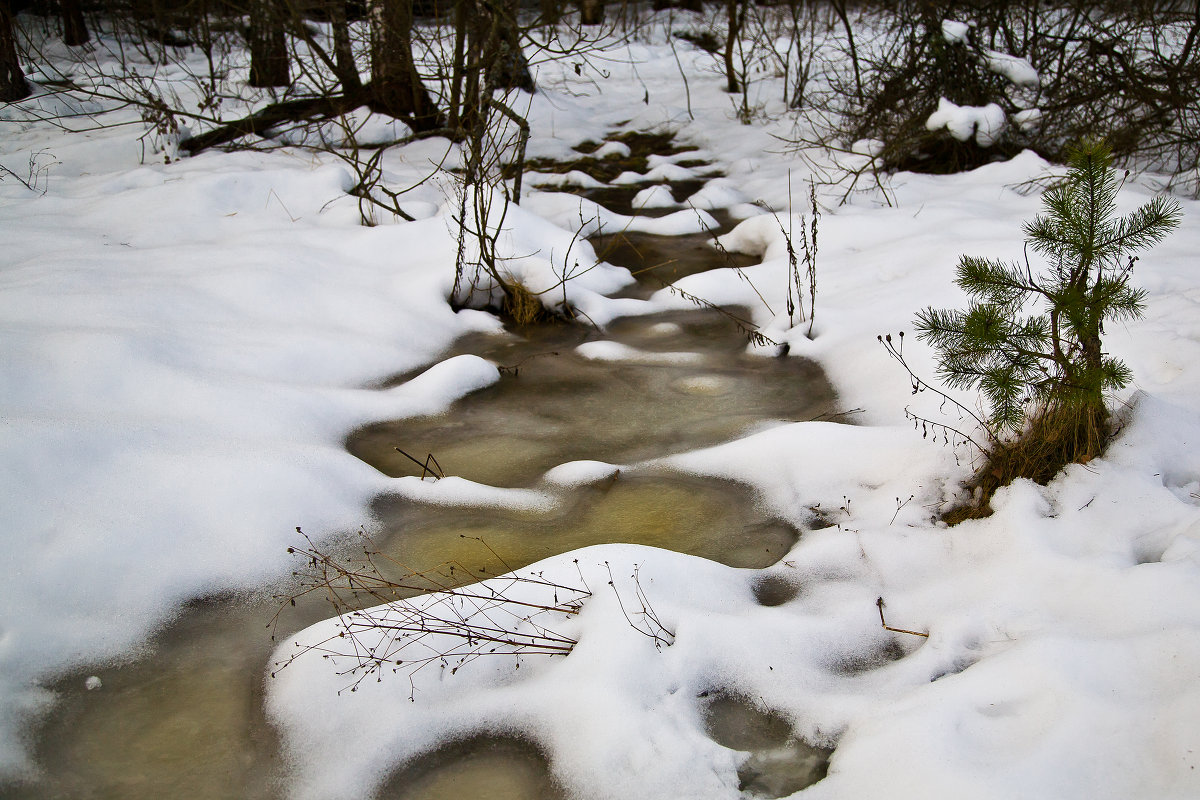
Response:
915,138,1181,434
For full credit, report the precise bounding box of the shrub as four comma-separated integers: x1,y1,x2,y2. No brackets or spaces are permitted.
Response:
914,139,1180,513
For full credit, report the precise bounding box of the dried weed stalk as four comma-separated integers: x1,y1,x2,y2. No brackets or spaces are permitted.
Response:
272,528,590,698
272,528,674,698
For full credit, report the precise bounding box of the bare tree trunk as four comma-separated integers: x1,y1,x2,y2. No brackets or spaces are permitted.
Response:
578,0,603,26
488,0,533,92
830,0,861,101
60,0,90,46
370,0,441,129
248,0,289,87
448,0,469,131
723,0,743,93
1,4,28,102
328,0,362,92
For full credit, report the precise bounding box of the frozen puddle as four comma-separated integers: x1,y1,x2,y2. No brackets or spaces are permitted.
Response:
376,736,566,800
15,330,835,800
702,692,833,797
15,133,841,799
591,218,758,295
370,472,802,595
11,594,296,800
350,307,835,591
350,310,833,489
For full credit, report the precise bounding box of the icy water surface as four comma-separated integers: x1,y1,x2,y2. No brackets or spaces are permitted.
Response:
15,594,296,800
703,692,833,797
10,133,839,800
350,310,832,489
370,472,803,594
377,737,567,800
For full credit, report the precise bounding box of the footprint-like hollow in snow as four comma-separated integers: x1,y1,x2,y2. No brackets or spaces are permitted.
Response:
377,735,567,800
701,691,832,797
827,637,910,676
751,574,801,607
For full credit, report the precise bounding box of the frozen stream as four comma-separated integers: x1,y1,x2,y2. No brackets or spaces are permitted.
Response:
12,143,840,800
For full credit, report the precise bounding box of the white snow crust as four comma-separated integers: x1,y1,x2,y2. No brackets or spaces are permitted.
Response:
686,177,754,210
631,183,678,209
925,98,1008,146
574,340,705,364
541,460,622,488
985,50,1040,88
942,19,971,44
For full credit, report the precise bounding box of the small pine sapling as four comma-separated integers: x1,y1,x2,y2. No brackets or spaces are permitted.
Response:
914,139,1180,513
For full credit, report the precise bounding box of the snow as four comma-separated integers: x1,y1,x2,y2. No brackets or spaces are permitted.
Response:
851,138,886,157
4,12,1200,800
686,177,753,210
925,97,1008,146
612,162,705,184
574,340,705,364
942,19,971,44
631,183,677,209
526,169,607,189
1015,108,1044,132
523,189,719,240
541,460,621,488
592,141,632,159
272,107,414,148
940,19,1039,89
387,475,558,513
985,50,1040,88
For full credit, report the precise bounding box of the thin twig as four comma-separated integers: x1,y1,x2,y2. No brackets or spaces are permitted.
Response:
876,597,929,638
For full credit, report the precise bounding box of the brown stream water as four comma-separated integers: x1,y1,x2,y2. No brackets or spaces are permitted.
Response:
8,136,838,800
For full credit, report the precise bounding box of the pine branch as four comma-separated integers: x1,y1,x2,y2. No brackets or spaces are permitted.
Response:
911,137,1180,437
1096,195,1182,255
955,256,1040,303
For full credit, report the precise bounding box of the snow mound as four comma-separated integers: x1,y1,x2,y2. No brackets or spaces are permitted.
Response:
985,51,1039,87
575,340,704,364
925,98,1007,147
526,170,608,189
542,460,622,488
524,191,718,239
592,141,633,159
685,177,753,210
942,19,970,44
632,184,678,209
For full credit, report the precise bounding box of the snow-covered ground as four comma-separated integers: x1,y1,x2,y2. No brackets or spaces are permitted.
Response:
4,12,1200,799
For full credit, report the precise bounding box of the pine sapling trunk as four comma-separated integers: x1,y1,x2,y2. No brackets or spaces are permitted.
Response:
1076,320,1107,457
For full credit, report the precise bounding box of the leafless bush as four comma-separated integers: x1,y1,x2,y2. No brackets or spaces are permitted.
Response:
789,1,1200,196
271,528,674,697
272,529,591,696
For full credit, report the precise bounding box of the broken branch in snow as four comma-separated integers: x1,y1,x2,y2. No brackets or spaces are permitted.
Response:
394,447,446,480
876,597,929,638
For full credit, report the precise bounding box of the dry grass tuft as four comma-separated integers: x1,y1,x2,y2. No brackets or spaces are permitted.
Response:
943,402,1109,524
501,281,557,327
